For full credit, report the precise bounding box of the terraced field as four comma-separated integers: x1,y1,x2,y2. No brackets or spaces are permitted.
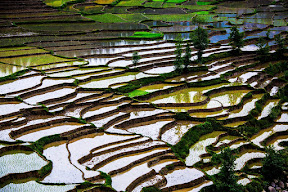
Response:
0,0,288,191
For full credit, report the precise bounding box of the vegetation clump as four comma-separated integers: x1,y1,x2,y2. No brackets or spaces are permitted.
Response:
132,51,141,68
172,119,222,160
174,35,184,72
228,26,244,53
256,37,270,59
261,146,288,181
202,147,244,192
191,26,209,63
130,32,163,39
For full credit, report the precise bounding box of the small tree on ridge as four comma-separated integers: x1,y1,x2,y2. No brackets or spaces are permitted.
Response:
190,26,209,63
132,51,141,68
229,26,244,53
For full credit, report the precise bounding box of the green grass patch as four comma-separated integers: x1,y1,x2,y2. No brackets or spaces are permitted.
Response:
86,13,126,23
44,0,77,7
0,69,28,82
144,1,163,8
145,13,196,22
153,0,187,2
117,0,146,6
129,31,163,39
116,13,148,23
128,89,149,97
197,1,213,5
0,54,73,66
30,134,63,153
195,11,210,15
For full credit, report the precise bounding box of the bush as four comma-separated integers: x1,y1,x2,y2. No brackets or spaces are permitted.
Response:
172,119,222,159
245,180,265,192
261,146,287,181
228,26,244,52
214,147,245,192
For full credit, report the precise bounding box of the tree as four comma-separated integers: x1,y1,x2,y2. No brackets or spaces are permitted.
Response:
183,41,191,71
275,34,286,56
261,146,287,181
214,147,244,192
190,26,209,63
256,37,269,56
228,26,244,53
174,35,184,72
132,51,141,68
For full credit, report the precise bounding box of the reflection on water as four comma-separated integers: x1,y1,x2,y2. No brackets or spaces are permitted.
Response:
210,90,251,107
0,63,25,77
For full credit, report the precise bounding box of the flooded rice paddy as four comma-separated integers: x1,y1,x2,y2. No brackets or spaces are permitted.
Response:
0,0,287,191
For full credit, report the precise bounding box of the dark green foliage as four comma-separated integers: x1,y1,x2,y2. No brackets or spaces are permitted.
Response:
174,35,184,72
228,26,244,52
244,180,265,192
275,34,286,56
191,26,209,63
202,50,232,64
214,147,245,192
73,79,80,86
0,69,28,82
256,37,270,56
141,186,162,192
266,29,271,39
14,96,23,102
183,42,192,71
100,171,112,187
111,0,121,6
173,112,192,120
264,61,287,76
132,51,141,68
249,93,270,117
38,160,52,177
261,146,288,181
30,134,63,153
239,105,281,137
172,119,222,160
278,84,288,102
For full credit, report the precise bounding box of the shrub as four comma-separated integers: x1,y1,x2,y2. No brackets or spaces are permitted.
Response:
275,34,286,56
214,147,245,192
261,146,287,181
172,119,221,159
132,51,141,68
174,35,184,72
228,26,244,53
256,37,270,57
191,26,209,63
183,41,192,71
